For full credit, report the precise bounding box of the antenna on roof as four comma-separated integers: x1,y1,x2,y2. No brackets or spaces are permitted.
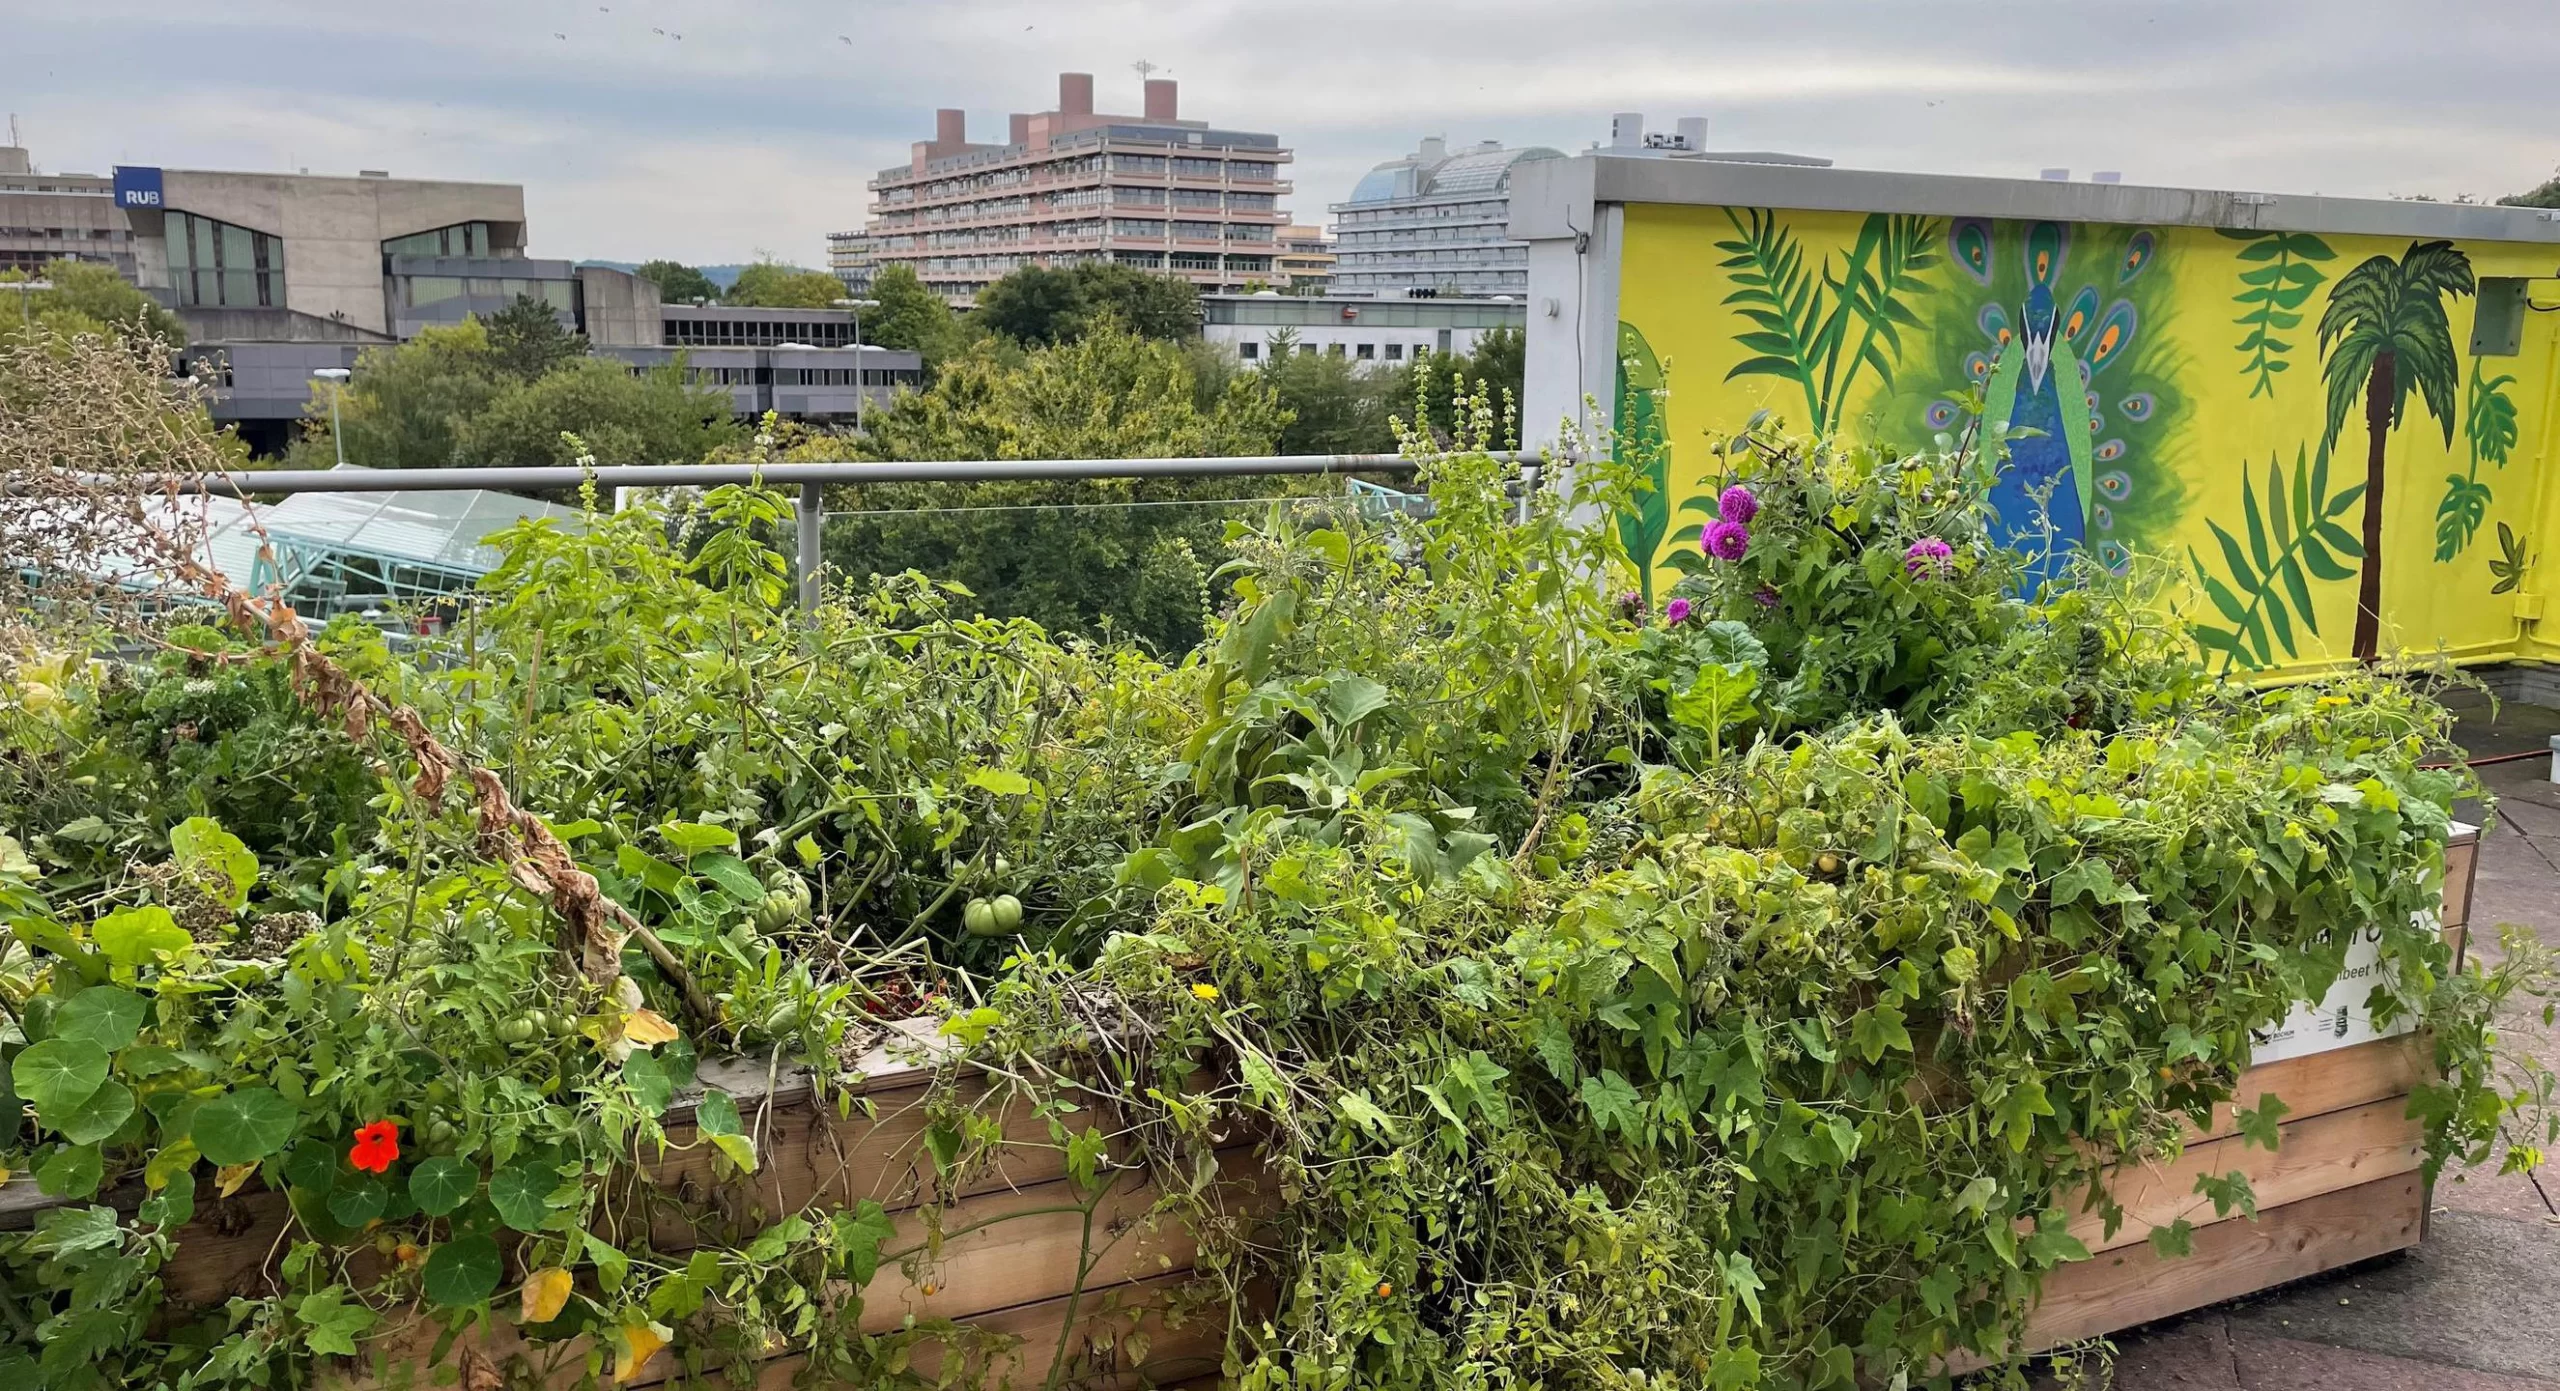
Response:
1131,59,1158,83
6,113,19,146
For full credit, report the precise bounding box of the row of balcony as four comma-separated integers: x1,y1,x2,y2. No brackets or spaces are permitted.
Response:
873,200,1288,235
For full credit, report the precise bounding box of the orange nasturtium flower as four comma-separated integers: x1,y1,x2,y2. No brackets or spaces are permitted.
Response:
349,1120,401,1175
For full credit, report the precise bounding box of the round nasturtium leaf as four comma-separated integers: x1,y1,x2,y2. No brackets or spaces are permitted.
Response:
422,1233,502,1307
193,1087,300,1167
328,1175,388,1229
52,987,147,1053
409,1156,478,1218
12,1038,110,1117
51,1079,134,1146
487,1161,556,1234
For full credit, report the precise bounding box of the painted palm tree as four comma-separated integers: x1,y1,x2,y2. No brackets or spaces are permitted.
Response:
2316,239,2475,661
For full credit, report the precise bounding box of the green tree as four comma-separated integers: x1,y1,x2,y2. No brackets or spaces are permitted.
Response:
289,320,504,471
863,264,961,369
1405,325,1524,442
634,259,719,305
2316,240,2476,661
459,356,741,469
974,265,1086,346
2498,170,2560,208
827,321,1290,650
1257,330,1397,455
481,293,588,382
726,260,847,309
1065,263,1198,342
974,263,1201,346
0,260,186,346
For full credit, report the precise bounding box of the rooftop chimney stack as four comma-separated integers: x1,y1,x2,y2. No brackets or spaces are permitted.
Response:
1675,117,1708,152
1059,72,1094,116
1009,113,1031,145
1143,79,1178,121
1417,135,1447,162
1611,113,1645,148
935,108,966,147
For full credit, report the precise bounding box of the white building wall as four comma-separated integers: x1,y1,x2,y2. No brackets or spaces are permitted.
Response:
1204,319,1497,371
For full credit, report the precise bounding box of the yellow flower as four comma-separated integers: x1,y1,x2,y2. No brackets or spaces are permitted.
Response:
2317,695,2351,709
1191,983,1220,1002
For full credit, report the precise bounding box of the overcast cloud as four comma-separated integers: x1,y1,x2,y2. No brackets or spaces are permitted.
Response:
9,0,2555,265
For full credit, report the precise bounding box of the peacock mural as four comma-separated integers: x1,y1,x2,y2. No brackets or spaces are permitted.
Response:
1610,201,2547,673
1883,218,2190,590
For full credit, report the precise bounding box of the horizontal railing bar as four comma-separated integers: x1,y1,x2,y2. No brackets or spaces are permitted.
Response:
68,453,1545,499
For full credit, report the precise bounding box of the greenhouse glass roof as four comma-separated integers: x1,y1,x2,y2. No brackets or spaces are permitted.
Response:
90,475,581,616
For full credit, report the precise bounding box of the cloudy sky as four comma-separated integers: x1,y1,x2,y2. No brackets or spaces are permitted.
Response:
10,0,2554,266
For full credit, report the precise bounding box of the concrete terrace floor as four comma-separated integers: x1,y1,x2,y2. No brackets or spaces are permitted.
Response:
2086,691,2560,1391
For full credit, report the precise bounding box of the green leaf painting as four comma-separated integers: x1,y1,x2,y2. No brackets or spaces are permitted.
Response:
1714,208,1939,435
2489,523,2532,596
1614,322,1673,602
2188,447,2365,673
2217,229,2334,398
2435,363,2518,562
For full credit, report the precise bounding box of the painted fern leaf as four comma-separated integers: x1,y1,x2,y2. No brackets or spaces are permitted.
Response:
2188,447,2364,672
1715,207,1829,429
1613,322,1674,601
2219,229,2334,399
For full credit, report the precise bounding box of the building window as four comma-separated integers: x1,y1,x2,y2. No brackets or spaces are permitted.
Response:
1385,343,1404,360
1356,343,1374,360
382,221,494,258
1327,343,1345,357
166,211,286,309
1238,341,1258,360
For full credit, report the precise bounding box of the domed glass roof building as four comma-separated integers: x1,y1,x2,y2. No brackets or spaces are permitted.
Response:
1330,138,1565,299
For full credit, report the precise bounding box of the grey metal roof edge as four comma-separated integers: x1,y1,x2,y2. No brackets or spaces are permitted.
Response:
1521,153,2560,247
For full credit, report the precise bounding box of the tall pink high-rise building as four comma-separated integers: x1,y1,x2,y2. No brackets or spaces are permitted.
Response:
863,73,1293,306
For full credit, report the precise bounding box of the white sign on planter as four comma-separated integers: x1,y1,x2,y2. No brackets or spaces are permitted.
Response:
2247,914,2427,1066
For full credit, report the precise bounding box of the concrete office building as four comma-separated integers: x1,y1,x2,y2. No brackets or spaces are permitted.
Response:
825,229,878,295
1,147,132,279
1203,293,1523,370
1330,138,1565,300
1273,226,1335,293
865,72,1293,305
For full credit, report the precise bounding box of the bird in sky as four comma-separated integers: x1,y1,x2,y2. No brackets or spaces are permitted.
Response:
839,34,851,42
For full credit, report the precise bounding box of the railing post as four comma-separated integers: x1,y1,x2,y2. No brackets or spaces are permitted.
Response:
797,481,822,614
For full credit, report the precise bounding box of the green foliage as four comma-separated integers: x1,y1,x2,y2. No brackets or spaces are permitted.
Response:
2490,524,2532,595
1653,424,2029,735
0,261,186,348
723,259,846,309
2218,229,2334,399
974,262,1201,346
1613,322,1675,602
480,292,589,382
291,325,740,472
1258,329,1400,455
2497,170,2560,208
458,356,739,468
827,320,1294,651
861,263,962,369
0,351,2551,1390
2185,447,2365,673
633,258,719,305
2436,363,2517,561
1715,208,1938,434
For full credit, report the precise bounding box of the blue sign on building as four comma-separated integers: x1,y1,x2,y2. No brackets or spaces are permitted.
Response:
112,166,164,209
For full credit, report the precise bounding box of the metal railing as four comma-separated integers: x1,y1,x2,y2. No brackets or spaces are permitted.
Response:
81,452,1546,613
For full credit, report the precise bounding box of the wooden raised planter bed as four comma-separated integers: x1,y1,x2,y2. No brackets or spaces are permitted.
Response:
0,828,2482,1385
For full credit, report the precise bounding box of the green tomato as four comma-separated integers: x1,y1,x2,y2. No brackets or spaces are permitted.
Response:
425,1119,458,1146
990,894,1024,932
524,1010,550,1035
962,898,998,936
549,1011,578,1038
497,1016,535,1045
992,855,1012,877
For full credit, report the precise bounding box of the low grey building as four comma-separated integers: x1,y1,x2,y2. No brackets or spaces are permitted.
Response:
1202,292,1522,370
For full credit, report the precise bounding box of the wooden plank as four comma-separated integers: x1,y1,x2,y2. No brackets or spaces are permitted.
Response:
668,1272,1229,1391
2442,826,2477,930
2066,1095,2422,1253
2020,1172,2424,1352
2188,1034,2426,1142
